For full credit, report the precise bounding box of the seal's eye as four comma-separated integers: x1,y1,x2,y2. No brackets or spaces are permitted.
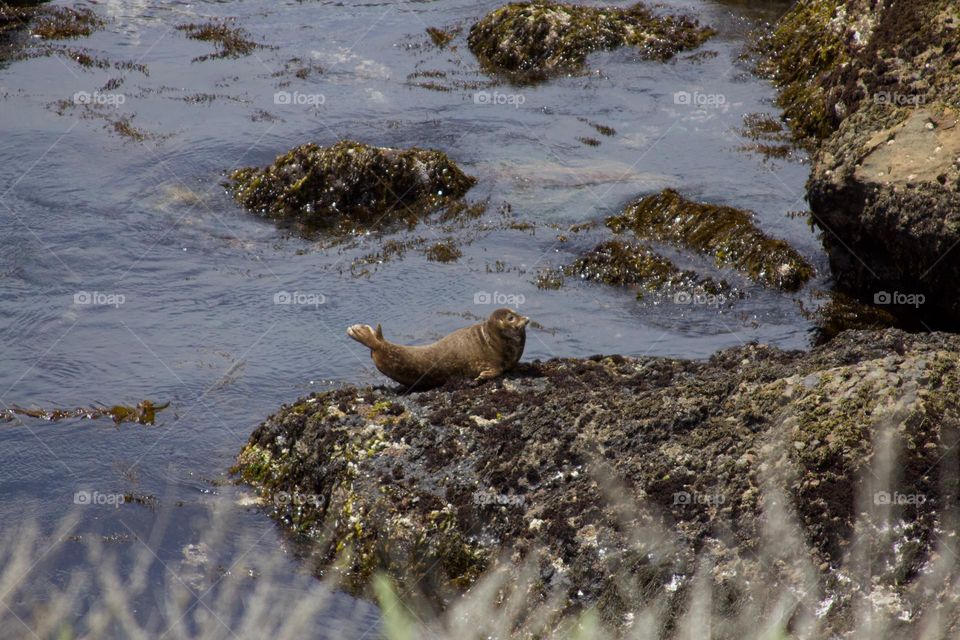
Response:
507,314,515,321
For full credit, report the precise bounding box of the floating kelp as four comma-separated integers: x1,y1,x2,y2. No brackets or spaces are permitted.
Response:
801,290,903,345
607,189,814,291
176,20,266,62
31,6,104,40
425,26,458,48
736,112,798,162
1,400,169,425
468,1,715,81
228,140,476,230
561,239,730,300
424,239,462,262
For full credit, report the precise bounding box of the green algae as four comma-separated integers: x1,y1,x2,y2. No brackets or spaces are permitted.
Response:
228,140,476,229
607,189,814,291
467,1,715,82
754,0,847,143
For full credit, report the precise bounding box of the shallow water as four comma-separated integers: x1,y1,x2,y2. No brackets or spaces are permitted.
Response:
0,0,820,634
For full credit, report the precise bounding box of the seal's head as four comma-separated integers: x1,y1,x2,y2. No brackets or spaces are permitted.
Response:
487,307,528,338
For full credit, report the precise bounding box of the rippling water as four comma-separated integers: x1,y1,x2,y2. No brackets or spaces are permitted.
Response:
0,0,816,634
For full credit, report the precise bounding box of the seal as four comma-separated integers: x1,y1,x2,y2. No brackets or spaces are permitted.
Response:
347,308,529,389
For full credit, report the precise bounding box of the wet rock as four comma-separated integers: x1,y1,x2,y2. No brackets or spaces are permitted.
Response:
235,329,960,635
561,239,729,300
228,140,476,229
801,290,903,344
757,0,960,325
607,189,814,291
467,1,715,82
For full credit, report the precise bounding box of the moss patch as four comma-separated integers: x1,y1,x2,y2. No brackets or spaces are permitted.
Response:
607,189,814,290
468,1,715,82
228,140,475,230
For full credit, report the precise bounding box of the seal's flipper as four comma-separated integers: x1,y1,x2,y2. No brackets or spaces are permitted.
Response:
347,324,383,350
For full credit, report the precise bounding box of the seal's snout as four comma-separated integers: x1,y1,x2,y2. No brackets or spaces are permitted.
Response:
518,315,530,328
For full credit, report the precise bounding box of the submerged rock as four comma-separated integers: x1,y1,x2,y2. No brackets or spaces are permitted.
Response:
607,189,814,291
228,140,476,228
235,329,960,635
467,1,715,81
757,0,960,325
562,239,729,300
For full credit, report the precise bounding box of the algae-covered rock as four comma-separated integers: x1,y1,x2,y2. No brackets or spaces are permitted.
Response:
757,0,960,325
467,1,715,81
802,290,903,344
562,239,729,300
607,188,814,290
235,329,960,635
228,140,476,228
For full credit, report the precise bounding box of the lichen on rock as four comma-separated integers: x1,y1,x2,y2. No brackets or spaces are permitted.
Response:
467,1,715,81
228,140,476,230
607,188,814,291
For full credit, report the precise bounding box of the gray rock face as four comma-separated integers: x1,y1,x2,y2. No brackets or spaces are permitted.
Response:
235,329,960,636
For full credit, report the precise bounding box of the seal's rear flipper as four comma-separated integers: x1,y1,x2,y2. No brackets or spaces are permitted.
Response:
347,324,382,350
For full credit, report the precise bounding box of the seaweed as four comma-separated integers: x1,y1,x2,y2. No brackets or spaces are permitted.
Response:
176,20,266,62
228,140,475,230
607,189,814,290
468,1,715,82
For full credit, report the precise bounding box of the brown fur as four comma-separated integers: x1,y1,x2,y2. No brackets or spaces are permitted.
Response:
347,308,528,389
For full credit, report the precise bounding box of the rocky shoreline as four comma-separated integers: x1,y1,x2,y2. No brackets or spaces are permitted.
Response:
235,328,960,635
758,0,960,328
230,1,960,636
